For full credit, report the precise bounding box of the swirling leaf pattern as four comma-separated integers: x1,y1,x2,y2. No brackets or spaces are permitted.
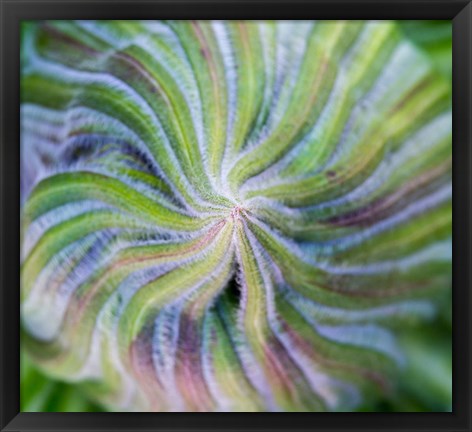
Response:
21,20,451,412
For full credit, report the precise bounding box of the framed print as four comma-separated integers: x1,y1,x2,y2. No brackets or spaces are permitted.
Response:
1,0,471,431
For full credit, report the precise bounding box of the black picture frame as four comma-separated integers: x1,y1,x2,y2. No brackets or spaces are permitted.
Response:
1,1,471,431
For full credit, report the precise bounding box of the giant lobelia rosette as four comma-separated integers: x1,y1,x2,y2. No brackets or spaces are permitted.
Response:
20,20,451,412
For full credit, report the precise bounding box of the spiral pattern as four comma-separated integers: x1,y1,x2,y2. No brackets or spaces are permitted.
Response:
21,20,451,412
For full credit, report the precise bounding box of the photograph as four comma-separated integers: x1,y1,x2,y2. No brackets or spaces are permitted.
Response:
20,19,452,413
